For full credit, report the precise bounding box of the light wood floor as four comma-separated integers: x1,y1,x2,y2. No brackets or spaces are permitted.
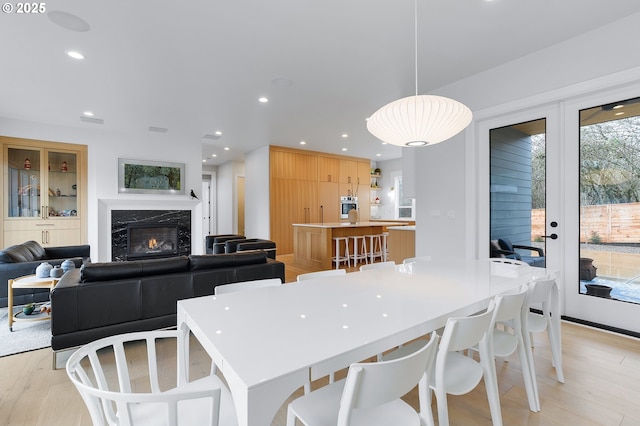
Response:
2,255,640,425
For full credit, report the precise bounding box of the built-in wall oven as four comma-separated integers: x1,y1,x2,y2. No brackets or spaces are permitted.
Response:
340,196,358,219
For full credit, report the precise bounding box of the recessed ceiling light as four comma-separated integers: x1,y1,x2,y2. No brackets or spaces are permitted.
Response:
342,148,348,151
341,134,349,138
215,130,222,136
376,153,381,157
382,142,388,145
202,159,206,163
300,141,306,145
258,97,269,103
224,147,230,151
211,154,217,157
83,111,94,117
67,50,84,60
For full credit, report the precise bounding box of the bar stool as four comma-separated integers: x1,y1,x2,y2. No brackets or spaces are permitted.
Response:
349,235,369,267
365,234,384,264
381,232,389,261
332,237,350,269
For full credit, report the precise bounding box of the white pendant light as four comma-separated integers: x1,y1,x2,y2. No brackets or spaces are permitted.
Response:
367,0,472,147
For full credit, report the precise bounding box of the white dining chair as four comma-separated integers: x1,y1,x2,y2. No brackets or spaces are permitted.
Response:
527,273,564,383
489,257,531,267
472,285,539,412
383,305,500,426
214,278,282,295
66,329,238,426
428,305,501,426
297,269,346,281
359,261,396,271
286,332,438,426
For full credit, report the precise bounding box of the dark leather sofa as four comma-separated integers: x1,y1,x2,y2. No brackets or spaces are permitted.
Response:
0,240,90,308
50,251,285,359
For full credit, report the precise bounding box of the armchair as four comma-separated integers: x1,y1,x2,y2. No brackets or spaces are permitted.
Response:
204,234,245,254
491,237,545,267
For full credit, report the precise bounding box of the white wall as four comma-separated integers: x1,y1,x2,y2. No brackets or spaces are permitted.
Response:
414,11,640,259
216,160,245,234
0,117,204,261
372,158,402,220
244,146,270,239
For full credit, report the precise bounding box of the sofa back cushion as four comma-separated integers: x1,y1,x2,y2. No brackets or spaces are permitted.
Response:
0,240,47,263
23,240,47,260
1,243,36,263
189,251,267,271
81,256,190,282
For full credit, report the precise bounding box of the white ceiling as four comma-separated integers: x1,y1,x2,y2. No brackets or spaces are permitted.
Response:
3,0,640,165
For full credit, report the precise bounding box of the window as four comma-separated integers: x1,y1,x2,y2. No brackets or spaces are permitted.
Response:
393,175,415,220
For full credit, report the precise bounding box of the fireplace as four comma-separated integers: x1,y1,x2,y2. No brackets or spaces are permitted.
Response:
111,209,191,261
126,223,179,260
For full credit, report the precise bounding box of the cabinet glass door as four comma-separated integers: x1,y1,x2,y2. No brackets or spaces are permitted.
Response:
7,147,41,218
47,150,78,218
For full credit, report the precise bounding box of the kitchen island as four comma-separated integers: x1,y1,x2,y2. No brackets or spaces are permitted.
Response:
292,221,406,269
387,225,416,264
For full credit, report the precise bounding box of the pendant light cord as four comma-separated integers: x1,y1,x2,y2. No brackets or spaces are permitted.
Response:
414,0,418,97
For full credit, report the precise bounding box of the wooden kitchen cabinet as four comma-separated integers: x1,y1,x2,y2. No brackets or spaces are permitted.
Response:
270,177,296,254
318,181,339,223
270,146,371,255
318,156,340,182
295,180,319,224
357,161,371,185
271,150,317,180
339,159,357,184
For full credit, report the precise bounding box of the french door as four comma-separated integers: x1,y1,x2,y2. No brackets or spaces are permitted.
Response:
563,89,640,334
480,104,562,283
480,85,640,334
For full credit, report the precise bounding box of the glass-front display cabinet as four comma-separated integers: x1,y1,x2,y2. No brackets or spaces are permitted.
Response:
2,137,87,247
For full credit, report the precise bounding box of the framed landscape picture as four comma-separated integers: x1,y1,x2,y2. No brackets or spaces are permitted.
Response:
118,158,185,195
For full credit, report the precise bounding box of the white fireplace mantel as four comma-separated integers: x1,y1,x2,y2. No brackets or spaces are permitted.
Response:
98,198,201,262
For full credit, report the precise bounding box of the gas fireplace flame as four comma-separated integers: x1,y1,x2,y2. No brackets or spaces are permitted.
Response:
148,238,157,249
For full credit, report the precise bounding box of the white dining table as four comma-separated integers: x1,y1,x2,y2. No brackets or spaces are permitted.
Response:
177,258,542,426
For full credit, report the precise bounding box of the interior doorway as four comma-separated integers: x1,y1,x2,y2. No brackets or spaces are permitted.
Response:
237,176,245,236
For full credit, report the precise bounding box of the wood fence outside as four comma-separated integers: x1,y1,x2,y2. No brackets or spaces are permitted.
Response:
532,202,640,243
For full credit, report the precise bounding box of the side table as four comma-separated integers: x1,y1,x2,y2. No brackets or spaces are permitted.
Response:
8,275,60,331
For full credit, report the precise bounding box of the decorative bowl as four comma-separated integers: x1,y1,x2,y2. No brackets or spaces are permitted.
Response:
23,304,35,315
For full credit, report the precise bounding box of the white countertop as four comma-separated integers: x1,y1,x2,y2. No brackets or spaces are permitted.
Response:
292,221,407,228
388,225,416,231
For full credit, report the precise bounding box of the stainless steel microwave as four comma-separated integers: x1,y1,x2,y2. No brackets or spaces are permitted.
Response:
340,196,358,219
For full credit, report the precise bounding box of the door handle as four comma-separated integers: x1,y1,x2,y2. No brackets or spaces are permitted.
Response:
541,234,558,240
